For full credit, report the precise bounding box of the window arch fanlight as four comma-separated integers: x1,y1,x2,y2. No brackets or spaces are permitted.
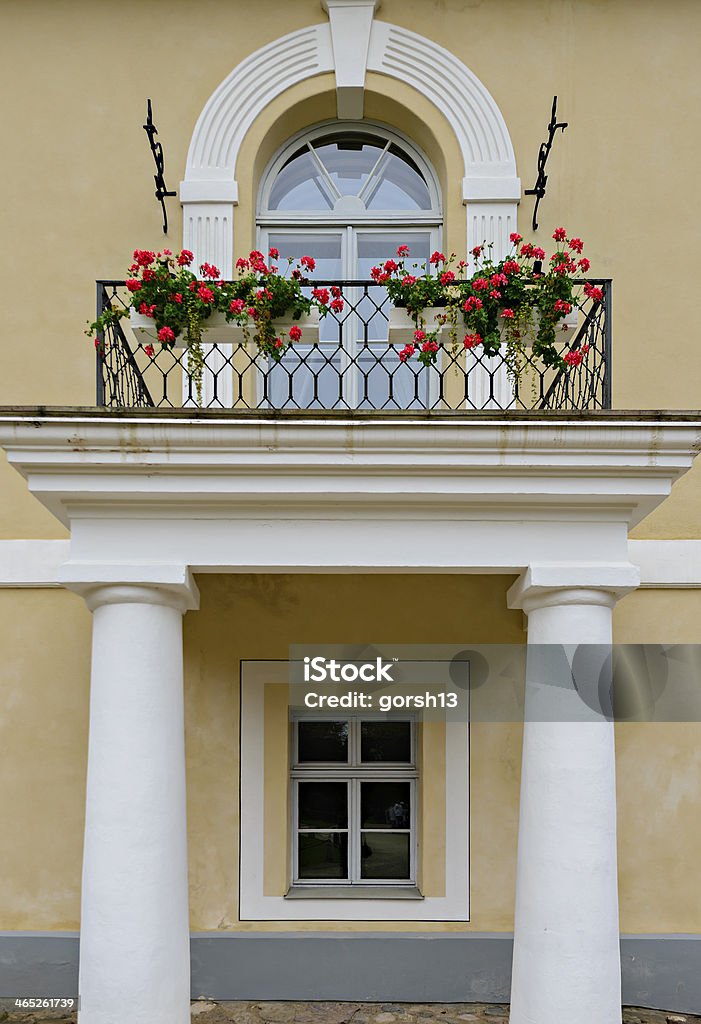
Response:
258,121,442,224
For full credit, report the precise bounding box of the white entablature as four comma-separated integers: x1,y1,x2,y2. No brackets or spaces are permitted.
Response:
1,413,699,578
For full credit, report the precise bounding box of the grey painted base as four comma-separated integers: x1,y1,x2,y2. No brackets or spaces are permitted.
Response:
1,932,700,1014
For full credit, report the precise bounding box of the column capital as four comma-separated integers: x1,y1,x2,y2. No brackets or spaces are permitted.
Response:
507,561,640,613
58,563,200,614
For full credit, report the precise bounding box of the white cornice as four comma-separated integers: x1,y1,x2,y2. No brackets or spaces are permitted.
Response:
0,419,698,568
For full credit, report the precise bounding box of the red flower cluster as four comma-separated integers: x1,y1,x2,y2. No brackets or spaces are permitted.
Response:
563,344,590,367
312,287,330,306
133,249,155,267
583,283,603,302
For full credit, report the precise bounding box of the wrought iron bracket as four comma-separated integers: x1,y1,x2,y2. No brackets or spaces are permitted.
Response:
524,95,568,231
143,99,177,234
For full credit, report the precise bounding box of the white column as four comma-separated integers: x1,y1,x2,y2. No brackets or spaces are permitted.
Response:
507,563,638,1024
64,569,199,1024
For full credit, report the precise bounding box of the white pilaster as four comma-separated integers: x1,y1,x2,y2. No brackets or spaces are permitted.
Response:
62,566,199,1024
507,563,638,1024
464,195,520,409
180,185,236,407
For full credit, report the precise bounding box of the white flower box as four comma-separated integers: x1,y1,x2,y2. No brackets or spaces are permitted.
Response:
388,305,448,344
129,308,320,348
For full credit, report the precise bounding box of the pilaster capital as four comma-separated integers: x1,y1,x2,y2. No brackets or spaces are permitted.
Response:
507,561,640,614
58,563,200,614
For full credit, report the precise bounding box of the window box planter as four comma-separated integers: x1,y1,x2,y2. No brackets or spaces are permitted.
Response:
129,308,320,348
388,305,448,344
498,305,580,345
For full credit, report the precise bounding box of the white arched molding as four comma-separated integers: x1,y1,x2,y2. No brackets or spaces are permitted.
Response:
180,11,520,271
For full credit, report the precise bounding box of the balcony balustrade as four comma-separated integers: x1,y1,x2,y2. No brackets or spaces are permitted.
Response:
95,279,611,411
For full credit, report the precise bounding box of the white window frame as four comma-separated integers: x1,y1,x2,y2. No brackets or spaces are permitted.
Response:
257,120,442,227
291,714,418,887
239,661,470,922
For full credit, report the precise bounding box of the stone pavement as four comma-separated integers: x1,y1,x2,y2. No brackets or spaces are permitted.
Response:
1,1003,699,1024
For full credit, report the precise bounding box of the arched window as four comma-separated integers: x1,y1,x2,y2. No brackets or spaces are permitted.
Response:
257,123,442,408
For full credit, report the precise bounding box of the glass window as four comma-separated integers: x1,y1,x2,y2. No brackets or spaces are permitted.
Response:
259,124,442,411
292,718,416,886
266,131,434,213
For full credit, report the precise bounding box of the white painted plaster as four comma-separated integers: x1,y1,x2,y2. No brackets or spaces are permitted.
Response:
70,579,198,1024
507,574,628,1024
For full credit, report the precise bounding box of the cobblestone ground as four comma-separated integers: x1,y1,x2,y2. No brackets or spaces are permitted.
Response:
1,1004,700,1024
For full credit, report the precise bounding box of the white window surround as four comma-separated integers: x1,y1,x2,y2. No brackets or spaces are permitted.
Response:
240,661,470,921
180,6,520,273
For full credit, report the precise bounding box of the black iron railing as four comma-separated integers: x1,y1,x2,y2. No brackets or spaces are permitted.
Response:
95,279,611,411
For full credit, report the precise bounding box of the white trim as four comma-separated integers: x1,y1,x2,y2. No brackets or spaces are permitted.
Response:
240,660,469,921
4,539,701,588
322,0,381,119
181,19,517,196
628,540,701,588
180,14,520,269
0,539,70,586
258,120,442,220
366,22,517,190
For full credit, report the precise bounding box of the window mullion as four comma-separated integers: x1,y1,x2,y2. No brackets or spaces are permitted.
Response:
357,141,391,203
307,142,343,202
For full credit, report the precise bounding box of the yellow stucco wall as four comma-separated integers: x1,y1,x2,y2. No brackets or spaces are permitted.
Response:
0,0,701,534
1,0,701,938
2,577,701,934
0,589,91,929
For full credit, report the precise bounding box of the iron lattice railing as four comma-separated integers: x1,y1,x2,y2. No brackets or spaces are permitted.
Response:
95,279,611,411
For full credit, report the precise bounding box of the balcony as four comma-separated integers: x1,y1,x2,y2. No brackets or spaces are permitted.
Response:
95,278,611,412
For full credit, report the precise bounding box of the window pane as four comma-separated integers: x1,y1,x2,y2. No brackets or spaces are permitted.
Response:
356,233,431,341
361,832,410,879
298,782,348,829
361,782,411,828
314,137,385,196
366,149,432,211
298,721,349,763
267,233,343,277
299,833,348,879
361,721,412,763
269,150,334,211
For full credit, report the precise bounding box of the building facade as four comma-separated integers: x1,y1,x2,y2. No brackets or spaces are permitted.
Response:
1,3,701,1023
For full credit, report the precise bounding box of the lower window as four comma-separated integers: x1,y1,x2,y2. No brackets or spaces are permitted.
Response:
292,717,416,886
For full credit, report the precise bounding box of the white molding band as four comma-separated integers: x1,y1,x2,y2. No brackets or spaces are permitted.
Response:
4,539,701,588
